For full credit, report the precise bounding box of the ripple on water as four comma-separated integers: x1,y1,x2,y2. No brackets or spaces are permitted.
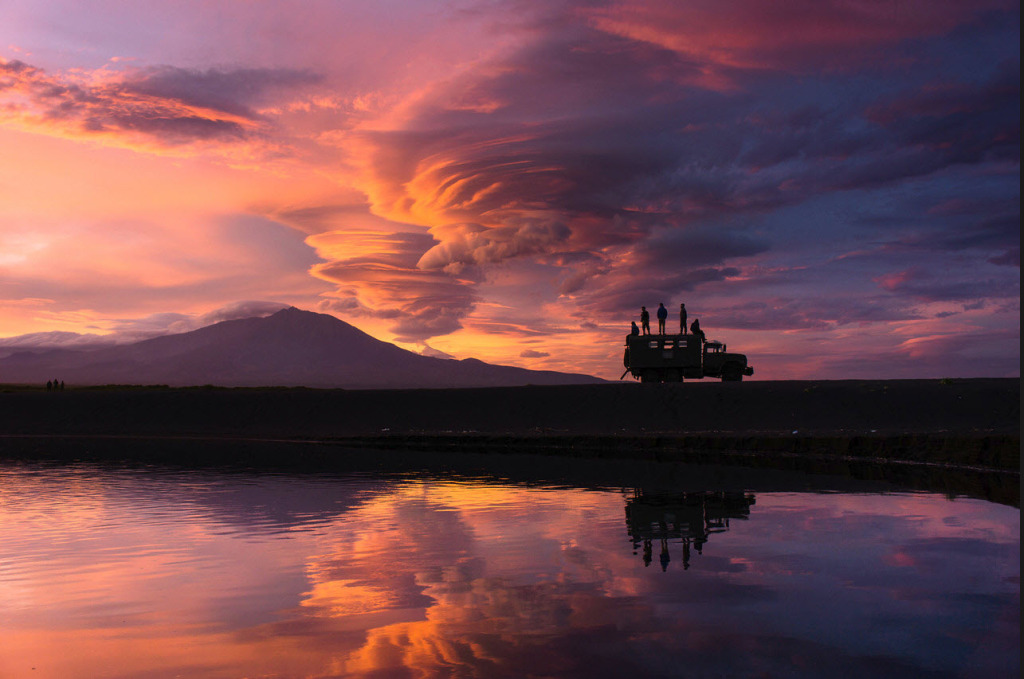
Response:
0,459,1018,679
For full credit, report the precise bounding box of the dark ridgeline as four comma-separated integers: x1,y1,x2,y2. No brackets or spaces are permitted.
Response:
0,307,603,389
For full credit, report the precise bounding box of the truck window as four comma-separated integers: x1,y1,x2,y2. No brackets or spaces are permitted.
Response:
648,340,659,349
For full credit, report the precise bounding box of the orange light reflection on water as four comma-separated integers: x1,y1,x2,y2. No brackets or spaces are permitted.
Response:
0,469,1018,678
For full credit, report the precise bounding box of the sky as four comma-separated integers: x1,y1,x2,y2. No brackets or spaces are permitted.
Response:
0,0,1018,380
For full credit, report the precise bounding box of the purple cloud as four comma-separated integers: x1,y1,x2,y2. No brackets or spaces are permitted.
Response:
0,59,319,145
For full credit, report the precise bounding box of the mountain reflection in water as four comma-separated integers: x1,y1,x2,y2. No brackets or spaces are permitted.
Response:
0,455,1018,679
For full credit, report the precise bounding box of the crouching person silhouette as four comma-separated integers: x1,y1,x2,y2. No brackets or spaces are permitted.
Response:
690,318,705,344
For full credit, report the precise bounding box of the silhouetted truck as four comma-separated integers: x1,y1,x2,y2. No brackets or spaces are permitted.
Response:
623,334,754,382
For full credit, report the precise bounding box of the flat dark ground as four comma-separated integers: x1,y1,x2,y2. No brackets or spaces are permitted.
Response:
1,378,1018,469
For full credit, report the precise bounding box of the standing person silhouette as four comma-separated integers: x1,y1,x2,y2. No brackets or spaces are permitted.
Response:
640,306,651,335
656,303,667,334
680,303,687,334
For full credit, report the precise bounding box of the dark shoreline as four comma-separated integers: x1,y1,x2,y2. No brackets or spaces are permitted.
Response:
2,378,1017,470
2,431,1019,508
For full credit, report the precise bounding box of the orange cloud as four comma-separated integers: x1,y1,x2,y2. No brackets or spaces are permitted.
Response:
0,0,1017,380
308,229,478,341
417,219,572,272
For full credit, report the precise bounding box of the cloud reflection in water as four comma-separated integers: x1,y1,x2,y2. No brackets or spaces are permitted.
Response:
0,464,1018,678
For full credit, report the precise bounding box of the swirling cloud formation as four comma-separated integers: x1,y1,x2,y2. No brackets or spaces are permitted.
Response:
0,0,1017,378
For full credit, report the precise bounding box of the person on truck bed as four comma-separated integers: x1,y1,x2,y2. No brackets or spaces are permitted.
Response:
690,318,705,343
680,303,687,334
657,303,668,334
640,306,651,335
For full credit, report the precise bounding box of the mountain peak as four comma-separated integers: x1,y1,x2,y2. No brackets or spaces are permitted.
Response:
0,307,604,388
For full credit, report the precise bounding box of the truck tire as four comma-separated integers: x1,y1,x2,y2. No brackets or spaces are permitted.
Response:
721,363,743,382
641,369,659,383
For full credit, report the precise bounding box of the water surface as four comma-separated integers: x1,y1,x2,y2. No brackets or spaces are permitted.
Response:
0,454,1018,678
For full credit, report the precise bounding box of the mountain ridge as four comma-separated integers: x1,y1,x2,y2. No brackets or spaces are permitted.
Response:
0,307,604,388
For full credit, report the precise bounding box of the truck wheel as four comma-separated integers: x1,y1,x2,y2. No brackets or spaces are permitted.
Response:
641,369,659,383
721,364,743,382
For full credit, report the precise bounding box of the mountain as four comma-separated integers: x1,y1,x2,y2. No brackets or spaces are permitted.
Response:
0,307,604,388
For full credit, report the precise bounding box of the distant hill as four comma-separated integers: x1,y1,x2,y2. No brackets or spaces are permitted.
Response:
0,307,604,388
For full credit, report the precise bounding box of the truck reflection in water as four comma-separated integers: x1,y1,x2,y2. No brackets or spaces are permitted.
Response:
625,489,756,571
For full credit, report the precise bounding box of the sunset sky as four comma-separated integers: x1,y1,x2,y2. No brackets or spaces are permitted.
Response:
1,0,1018,380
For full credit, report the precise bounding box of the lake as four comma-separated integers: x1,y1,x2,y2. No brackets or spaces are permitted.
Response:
0,447,1019,678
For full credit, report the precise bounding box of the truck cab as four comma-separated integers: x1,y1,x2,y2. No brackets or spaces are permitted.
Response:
623,334,753,382
700,340,753,381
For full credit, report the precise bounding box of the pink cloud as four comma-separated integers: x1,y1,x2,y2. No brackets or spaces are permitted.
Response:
0,58,318,156
0,1,1017,378
875,269,923,292
584,0,1015,74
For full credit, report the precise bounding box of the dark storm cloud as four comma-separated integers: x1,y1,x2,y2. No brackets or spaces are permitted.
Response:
634,227,770,268
825,66,1021,191
988,247,1019,267
865,62,1019,152
722,65,1020,204
874,267,1020,303
939,214,1020,267
589,267,744,316
870,211,1021,264
707,298,924,331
